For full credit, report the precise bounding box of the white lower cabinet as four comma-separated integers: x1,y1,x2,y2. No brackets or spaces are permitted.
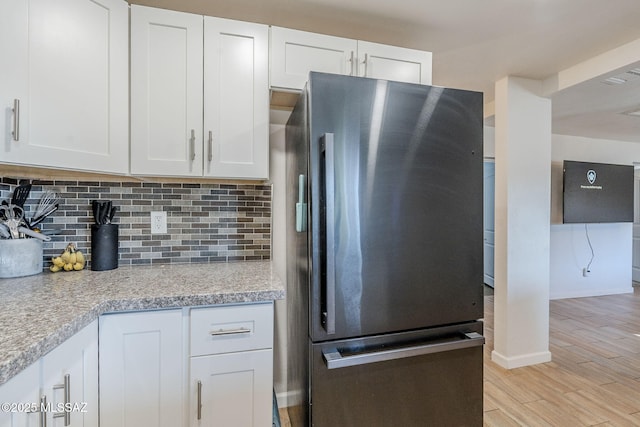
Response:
99,309,185,427
0,363,39,427
190,350,272,426
41,322,98,427
0,321,98,427
99,302,274,427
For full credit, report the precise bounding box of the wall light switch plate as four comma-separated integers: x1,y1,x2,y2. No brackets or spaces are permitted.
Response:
151,211,167,234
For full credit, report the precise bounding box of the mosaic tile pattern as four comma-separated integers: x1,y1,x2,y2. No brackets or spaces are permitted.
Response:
0,177,271,266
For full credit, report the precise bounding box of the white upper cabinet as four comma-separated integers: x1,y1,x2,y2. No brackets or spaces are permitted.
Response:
204,17,269,179
357,41,432,84
269,26,432,90
269,27,358,90
0,0,128,174
130,6,204,177
131,6,269,179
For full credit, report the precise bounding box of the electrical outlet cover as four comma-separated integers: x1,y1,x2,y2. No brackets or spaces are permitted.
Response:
151,211,167,234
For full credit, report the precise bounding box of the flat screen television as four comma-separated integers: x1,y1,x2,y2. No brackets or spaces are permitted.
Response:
563,160,634,223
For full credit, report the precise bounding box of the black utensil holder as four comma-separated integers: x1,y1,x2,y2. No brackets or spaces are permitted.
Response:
91,224,118,271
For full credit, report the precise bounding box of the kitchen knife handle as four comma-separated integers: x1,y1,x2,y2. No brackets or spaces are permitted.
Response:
196,380,202,420
321,133,336,335
207,130,213,162
12,99,20,141
190,129,196,161
322,332,485,369
52,374,71,425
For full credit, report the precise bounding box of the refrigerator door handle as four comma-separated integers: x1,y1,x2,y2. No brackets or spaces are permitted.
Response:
321,133,336,335
322,332,484,369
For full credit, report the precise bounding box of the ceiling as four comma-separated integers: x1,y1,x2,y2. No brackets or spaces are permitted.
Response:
133,0,640,142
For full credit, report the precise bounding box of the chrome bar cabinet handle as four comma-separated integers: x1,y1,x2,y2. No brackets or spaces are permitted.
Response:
40,395,47,427
190,129,196,161
209,327,251,336
207,130,213,162
349,51,355,76
197,380,202,420
52,374,71,425
362,53,369,77
12,99,20,141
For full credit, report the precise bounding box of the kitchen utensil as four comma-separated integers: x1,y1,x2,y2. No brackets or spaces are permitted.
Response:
0,223,10,239
11,183,32,208
17,226,51,241
29,191,59,228
39,228,62,236
29,204,59,228
0,204,25,238
92,200,115,225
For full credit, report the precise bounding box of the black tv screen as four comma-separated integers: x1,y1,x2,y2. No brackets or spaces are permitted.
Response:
563,160,634,223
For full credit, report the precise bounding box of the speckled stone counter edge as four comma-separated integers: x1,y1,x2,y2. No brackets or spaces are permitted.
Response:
0,261,284,386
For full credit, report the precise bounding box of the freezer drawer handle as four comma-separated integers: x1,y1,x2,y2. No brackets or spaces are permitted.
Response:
209,327,251,336
322,332,485,369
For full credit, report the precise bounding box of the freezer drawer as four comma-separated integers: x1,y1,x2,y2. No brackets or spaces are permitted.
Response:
310,325,484,427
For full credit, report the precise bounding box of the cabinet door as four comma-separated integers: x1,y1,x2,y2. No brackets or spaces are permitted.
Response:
0,0,128,174
204,18,269,179
0,362,39,427
269,27,357,90
357,41,432,85
131,5,204,176
99,310,185,427
190,350,272,427
41,321,98,427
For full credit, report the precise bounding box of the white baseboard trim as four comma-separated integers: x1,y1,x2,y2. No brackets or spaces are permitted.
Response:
491,349,552,369
550,286,633,300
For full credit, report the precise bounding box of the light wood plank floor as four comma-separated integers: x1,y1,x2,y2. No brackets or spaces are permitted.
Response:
485,288,640,426
280,288,640,426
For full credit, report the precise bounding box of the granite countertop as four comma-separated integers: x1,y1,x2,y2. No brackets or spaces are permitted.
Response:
0,261,283,386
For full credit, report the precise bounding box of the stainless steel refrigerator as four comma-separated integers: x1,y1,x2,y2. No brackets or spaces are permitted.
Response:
285,72,484,426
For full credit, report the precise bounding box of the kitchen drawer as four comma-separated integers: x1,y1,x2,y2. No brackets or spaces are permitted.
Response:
190,302,273,356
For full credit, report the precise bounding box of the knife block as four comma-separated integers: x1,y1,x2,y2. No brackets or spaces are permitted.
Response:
91,224,118,271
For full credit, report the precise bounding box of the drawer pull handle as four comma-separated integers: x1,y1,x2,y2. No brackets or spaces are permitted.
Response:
209,327,251,336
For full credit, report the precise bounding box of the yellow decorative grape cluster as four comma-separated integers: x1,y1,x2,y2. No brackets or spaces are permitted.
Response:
50,243,86,272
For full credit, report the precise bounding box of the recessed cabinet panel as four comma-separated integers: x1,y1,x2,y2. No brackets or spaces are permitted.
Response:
0,0,128,173
269,27,432,90
41,321,98,427
99,310,184,427
0,362,39,427
270,27,356,90
204,17,269,179
130,5,204,176
357,41,432,84
190,350,273,427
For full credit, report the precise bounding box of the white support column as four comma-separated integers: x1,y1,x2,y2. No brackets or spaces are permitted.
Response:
492,76,552,369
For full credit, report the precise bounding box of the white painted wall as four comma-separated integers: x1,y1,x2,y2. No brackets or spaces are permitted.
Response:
549,134,639,299
484,130,639,299
269,113,289,403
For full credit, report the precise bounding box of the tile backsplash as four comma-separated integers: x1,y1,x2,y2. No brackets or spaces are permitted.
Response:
0,177,271,267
